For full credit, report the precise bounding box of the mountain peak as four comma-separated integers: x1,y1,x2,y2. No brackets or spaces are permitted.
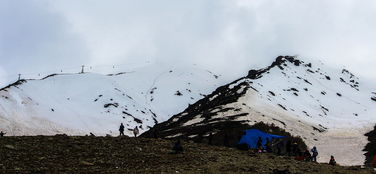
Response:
247,55,306,79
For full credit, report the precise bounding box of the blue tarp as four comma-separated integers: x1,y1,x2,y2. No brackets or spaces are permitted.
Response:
238,129,285,149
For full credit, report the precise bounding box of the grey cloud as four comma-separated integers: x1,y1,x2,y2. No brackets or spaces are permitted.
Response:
1,0,376,86
0,0,89,84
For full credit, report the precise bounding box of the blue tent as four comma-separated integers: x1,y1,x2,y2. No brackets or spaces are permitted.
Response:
238,129,285,149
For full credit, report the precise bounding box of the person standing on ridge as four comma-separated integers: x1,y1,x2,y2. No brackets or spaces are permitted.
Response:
0,131,5,137
133,126,139,137
119,123,125,136
329,155,336,166
311,146,318,162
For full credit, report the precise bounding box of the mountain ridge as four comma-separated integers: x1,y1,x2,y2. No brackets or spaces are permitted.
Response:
143,56,376,166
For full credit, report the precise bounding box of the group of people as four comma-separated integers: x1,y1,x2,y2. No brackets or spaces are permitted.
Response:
118,123,139,137
119,123,184,154
256,137,337,165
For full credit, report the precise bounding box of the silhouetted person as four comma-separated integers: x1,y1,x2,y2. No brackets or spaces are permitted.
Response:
276,140,283,156
329,155,336,166
172,139,184,154
208,132,213,145
133,126,139,137
196,134,203,143
257,137,263,151
224,133,230,147
286,140,292,155
119,123,125,136
292,141,299,156
304,150,312,161
153,129,158,139
265,138,272,153
311,146,318,162
0,131,5,137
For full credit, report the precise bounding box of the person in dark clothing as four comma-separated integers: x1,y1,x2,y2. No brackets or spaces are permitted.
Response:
119,123,125,136
172,139,184,154
223,133,230,147
0,131,5,137
257,137,263,152
133,126,139,137
311,146,318,162
304,150,312,162
373,155,376,168
329,155,336,166
276,140,283,156
265,138,272,153
292,141,299,156
208,132,213,145
153,129,158,139
286,140,292,156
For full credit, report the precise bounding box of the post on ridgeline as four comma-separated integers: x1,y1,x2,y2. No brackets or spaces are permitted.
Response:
18,74,21,81
81,65,85,74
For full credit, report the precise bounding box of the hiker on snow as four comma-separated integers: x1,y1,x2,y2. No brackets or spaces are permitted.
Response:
311,146,318,162
0,131,6,137
329,155,336,166
172,139,184,154
133,126,139,137
119,123,125,136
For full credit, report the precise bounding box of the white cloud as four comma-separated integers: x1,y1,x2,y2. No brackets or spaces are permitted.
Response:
0,0,376,86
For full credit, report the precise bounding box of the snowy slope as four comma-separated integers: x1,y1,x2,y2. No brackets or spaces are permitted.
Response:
144,56,376,166
0,63,225,136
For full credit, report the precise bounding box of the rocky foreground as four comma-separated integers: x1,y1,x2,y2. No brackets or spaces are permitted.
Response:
0,136,374,174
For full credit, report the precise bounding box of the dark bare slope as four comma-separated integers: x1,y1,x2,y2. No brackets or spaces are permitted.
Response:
0,136,373,174
364,125,376,167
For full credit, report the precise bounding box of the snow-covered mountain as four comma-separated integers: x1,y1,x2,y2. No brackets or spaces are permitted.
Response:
0,63,225,136
143,56,376,166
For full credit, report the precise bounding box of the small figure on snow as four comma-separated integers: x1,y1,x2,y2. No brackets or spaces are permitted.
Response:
329,155,337,166
311,146,318,162
133,126,139,137
119,123,125,136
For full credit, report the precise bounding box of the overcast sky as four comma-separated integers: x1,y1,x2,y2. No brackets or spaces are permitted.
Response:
1,0,376,86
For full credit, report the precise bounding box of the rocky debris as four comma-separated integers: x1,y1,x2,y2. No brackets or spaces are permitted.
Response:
371,97,376,102
0,80,27,92
247,56,303,79
175,91,183,96
269,91,276,96
104,103,119,108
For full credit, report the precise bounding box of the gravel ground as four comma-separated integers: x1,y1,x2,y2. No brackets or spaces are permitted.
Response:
0,136,374,174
